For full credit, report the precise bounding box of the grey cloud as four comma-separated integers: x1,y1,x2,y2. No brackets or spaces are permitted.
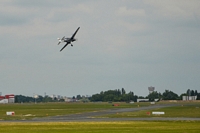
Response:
0,0,200,97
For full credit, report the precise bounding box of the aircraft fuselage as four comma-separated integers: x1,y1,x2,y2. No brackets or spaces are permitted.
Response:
58,27,80,51
64,38,76,43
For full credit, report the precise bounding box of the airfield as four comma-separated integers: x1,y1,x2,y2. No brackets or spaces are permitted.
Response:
31,103,200,122
0,101,200,132
1,101,200,122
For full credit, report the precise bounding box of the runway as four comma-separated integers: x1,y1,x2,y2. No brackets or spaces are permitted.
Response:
1,104,200,122
30,104,200,122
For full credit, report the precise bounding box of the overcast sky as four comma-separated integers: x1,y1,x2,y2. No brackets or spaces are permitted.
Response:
0,0,200,97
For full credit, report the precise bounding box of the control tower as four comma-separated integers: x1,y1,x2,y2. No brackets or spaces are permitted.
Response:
148,86,155,94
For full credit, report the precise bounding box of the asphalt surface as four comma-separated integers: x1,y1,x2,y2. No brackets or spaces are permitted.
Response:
2,104,200,122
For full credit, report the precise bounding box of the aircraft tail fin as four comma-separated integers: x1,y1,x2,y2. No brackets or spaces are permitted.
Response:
57,38,62,45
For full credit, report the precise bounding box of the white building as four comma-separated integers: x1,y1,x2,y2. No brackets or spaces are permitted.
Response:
182,96,197,101
137,99,149,102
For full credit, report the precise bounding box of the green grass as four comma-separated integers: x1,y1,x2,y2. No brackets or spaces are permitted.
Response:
1,102,200,120
0,102,150,120
98,103,200,118
0,121,200,133
1,102,200,132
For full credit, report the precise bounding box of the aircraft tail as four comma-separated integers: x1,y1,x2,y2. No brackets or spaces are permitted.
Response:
57,38,62,45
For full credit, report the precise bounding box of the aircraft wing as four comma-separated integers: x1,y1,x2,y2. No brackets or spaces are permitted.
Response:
60,42,70,52
71,27,80,39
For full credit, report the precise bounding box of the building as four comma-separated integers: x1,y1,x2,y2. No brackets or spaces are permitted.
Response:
0,94,15,103
182,96,197,101
137,99,149,102
64,97,75,102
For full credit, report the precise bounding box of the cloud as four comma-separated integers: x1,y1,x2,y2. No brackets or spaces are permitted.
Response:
1,0,200,97
144,0,200,20
0,1,95,39
118,21,148,32
67,3,94,14
117,6,146,17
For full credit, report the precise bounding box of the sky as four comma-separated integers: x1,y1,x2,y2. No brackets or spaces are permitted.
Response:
0,0,200,97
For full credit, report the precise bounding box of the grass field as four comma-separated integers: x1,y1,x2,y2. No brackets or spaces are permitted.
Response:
1,102,200,120
0,121,200,133
98,103,200,118
0,102,149,120
0,102,200,132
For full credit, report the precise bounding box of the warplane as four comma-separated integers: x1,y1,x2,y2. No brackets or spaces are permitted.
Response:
57,27,80,51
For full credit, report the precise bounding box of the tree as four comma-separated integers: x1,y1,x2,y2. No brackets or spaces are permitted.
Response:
15,95,65,103
162,90,179,100
90,88,135,102
195,90,198,96
191,90,195,96
90,94,102,101
138,96,145,99
197,93,200,100
187,89,191,96
147,91,160,101
36,95,44,102
80,97,90,103
127,91,135,102
15,95,35,103
122,88,126,95
117,89,121,96
43,96,53,102
103,94,115,102
76,95,82,100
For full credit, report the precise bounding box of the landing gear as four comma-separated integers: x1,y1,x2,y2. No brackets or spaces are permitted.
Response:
71,44,73,47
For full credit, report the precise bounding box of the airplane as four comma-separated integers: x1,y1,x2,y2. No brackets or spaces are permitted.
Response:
57,27,80,52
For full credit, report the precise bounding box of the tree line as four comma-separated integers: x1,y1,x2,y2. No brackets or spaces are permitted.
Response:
90,88,200,102
14,88,200,103
89,88,137,102
15,95,64,103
